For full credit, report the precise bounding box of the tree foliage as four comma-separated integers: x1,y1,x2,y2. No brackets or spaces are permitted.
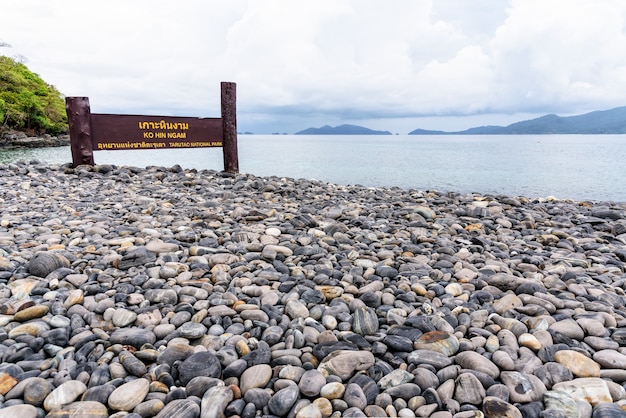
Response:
0,56,67,135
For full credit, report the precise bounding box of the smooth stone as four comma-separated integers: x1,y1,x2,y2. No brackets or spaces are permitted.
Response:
244,387,272,409
298,369,326,397
185,377,223,399
383,383,421,400
285,299,310,319
317,350,375,381
0,404,38,418
542,390,582,417
268,383,300,416
22,377,53,406
28,251,70,278
133,399,165,417
320,382,346,399
110,328,156,347
0,372,18,395
552,377,612,406
592,349,626,369
44,380,87,411
549,319,585,340
112,308,137,327
108,378,150,411
352,306,379,336
82,384,116,404
499,371,546,403
119,350,148,377
343,383,367,410
295,403,323,418
454,372,486,405
591,403,626,418
554,349,601,377
157,343,195,364
454,351,500,378
178,351,222,385
240,364,272,395
46,401,108,418
413,331,459,356
157,398,200,418
8,321,49,339
407,349,453,369
145,239,179,253
533,362,574,389
177,322,207,339
13,304,48,322
200,385,233,418
482,396,522,418
378,369,414,390
144,288,178,305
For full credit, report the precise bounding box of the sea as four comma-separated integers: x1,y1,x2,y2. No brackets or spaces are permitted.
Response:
1,134,625,203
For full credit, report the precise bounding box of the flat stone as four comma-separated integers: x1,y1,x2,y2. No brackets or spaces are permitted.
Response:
108,378,149,411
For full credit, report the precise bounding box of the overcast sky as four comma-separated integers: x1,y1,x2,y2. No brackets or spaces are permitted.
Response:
3,0,626,134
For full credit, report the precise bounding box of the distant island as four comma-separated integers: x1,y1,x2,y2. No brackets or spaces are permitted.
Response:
409,106,626,135
296,124,392,135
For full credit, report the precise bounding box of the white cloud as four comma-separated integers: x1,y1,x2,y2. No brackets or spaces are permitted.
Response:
2,0,626,133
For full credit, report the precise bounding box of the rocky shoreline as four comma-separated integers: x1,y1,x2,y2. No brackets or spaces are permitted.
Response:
0,131,70,149
0,161,625,418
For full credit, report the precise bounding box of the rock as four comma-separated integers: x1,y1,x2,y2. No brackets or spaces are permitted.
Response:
110,328,156,347
200,385,233,418
157,398,200,418
28,251,70,277
178,351,222,385
299,369,327,397
268,383,300,416
46,401,108,418
455,372,486,405
0,404,38,418
413,331,460,356
240,364,272,395
318,350,375,381
554,349,601,377
499,371,546,403
455,351,500,378
108,378,150,411
352,306,379,335
44,380,87,411
552,378,612,406
482,396,522,418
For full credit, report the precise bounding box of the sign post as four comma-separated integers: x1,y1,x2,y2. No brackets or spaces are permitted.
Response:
221,82,238,173
65,82,239,173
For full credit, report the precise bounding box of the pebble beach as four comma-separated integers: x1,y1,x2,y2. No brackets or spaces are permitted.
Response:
0,160,625,418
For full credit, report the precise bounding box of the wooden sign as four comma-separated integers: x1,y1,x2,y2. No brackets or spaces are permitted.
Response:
66,82,239,173
90,114,223,150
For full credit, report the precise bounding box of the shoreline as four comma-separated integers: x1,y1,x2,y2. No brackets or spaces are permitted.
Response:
0,161,625,417
0,130,70,149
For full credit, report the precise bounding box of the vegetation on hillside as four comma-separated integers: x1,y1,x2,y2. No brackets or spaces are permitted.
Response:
0,55,67,135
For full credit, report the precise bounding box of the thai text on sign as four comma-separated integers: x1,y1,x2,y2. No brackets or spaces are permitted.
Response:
90,114,223,150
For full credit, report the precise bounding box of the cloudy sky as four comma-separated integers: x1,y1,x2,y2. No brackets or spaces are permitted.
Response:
3,0,626,134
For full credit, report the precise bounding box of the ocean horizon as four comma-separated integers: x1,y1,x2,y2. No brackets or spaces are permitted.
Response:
1,134,625,203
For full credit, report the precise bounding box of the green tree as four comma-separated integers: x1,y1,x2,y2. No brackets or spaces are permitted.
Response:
0,55,67,135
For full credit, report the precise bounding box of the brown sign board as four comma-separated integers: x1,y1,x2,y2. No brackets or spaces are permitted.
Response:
90,114,223,150
65,82,239,172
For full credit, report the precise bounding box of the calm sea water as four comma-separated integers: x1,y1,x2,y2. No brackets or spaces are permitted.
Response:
1,135,624,202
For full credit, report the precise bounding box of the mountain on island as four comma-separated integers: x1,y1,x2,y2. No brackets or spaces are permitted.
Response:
409,106,626,135
296,124,392,135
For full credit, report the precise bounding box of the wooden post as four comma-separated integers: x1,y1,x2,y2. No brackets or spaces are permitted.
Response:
65,97,95,166
221,82,239,173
